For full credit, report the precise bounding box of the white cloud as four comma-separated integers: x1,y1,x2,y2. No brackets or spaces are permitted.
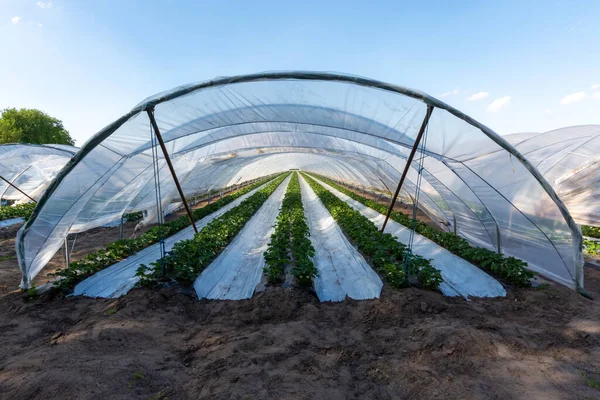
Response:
36,1,52,9
438,89,459,98
10,16,21,24
592,84,600,89
467,92,489,101
593,92,600,99
487,96,511,112
560,91,586,105
38,23,43,27
545,109,552,114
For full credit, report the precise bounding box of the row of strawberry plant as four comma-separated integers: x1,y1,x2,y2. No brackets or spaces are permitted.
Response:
51,175,281,293
136,173,290,285
0,202,36,221
310,174,533,287
582,225,600,239
584,239,600,255
264,172,318,286
302,173,442,291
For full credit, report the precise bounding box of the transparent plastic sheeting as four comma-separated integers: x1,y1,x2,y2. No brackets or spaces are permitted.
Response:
313,176,506,298
505,125,600,228
0,144,77,203
299,174,383,301
16,72,583,290
73,179,272,298
194,175,290,300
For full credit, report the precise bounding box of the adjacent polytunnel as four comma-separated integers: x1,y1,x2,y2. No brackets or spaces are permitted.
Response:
16,72,584,290
0,144,78,204
505,125,600,228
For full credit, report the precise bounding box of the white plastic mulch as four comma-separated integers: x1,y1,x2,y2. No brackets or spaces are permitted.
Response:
193,175,292,300
72,180,273,298
310,176,506,298
298,174,383,302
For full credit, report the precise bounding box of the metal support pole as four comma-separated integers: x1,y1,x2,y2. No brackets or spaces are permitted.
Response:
119,215,124,240
0,175,37,204
146,107,198,233
63,237,70,267
381,105,434,233
496,225,502,254
453,214,457,234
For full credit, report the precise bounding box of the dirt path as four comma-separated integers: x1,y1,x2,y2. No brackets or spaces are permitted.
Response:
0,261,599,399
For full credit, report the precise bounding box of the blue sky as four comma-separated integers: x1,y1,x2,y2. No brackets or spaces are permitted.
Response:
1,0,599,145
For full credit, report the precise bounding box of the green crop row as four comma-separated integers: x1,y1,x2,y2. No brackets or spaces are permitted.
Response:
584,239,600,255
582,225,600,239
135,173,290,286
264,172,317,286
310,174,533,287
51,175,280,293
302,174,442,291
0,202,36,221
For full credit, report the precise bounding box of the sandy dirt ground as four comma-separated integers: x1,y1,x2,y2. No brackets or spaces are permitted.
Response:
1,196,600,399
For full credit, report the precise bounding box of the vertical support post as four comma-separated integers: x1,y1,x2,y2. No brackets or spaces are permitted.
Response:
0,175,37,204
496,225,502,254
381,105,434,232
119,215,124,240
146,107,198,233
63,236,70,268
453,214,457,234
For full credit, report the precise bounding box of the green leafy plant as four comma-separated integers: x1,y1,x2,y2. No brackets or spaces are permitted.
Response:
264,172,317,286
135,174,290,286
582,225,600,239
51,175,282,294
0,202,36,221
123,211,143,221
302,173,442,291
584,239,600,255
310,173,533,287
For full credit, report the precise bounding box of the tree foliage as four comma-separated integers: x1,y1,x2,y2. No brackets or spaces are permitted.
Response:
0,108,75,145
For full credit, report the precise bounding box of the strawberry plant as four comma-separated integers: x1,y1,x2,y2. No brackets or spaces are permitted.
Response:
136,174,291,286
582,225,600,239
0,202,35,221
264,172,317,286
584,239,600,255
310,174,533,287
51,174,282,293
302,173,442,291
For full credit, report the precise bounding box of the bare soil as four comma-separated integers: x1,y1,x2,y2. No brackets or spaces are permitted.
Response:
1,194,600,399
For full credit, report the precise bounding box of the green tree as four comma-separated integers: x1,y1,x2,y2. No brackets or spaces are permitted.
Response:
0,108,75,145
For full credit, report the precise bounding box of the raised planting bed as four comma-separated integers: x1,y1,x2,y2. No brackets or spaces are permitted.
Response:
135,173,290,286
51,174,282,294
310,174,533,287
302,173,443,291
264,172,317,286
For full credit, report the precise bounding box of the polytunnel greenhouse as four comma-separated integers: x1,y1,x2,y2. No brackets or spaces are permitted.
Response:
505,125,600,228
0,144,78,204
16,72,584,297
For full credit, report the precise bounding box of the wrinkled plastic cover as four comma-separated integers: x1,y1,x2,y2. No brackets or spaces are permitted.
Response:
194,175,291,300
505,125,600,227
299,174,383,301
313,176,506,298
0,144,77,203
73,178,272,298
16,72,583,290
